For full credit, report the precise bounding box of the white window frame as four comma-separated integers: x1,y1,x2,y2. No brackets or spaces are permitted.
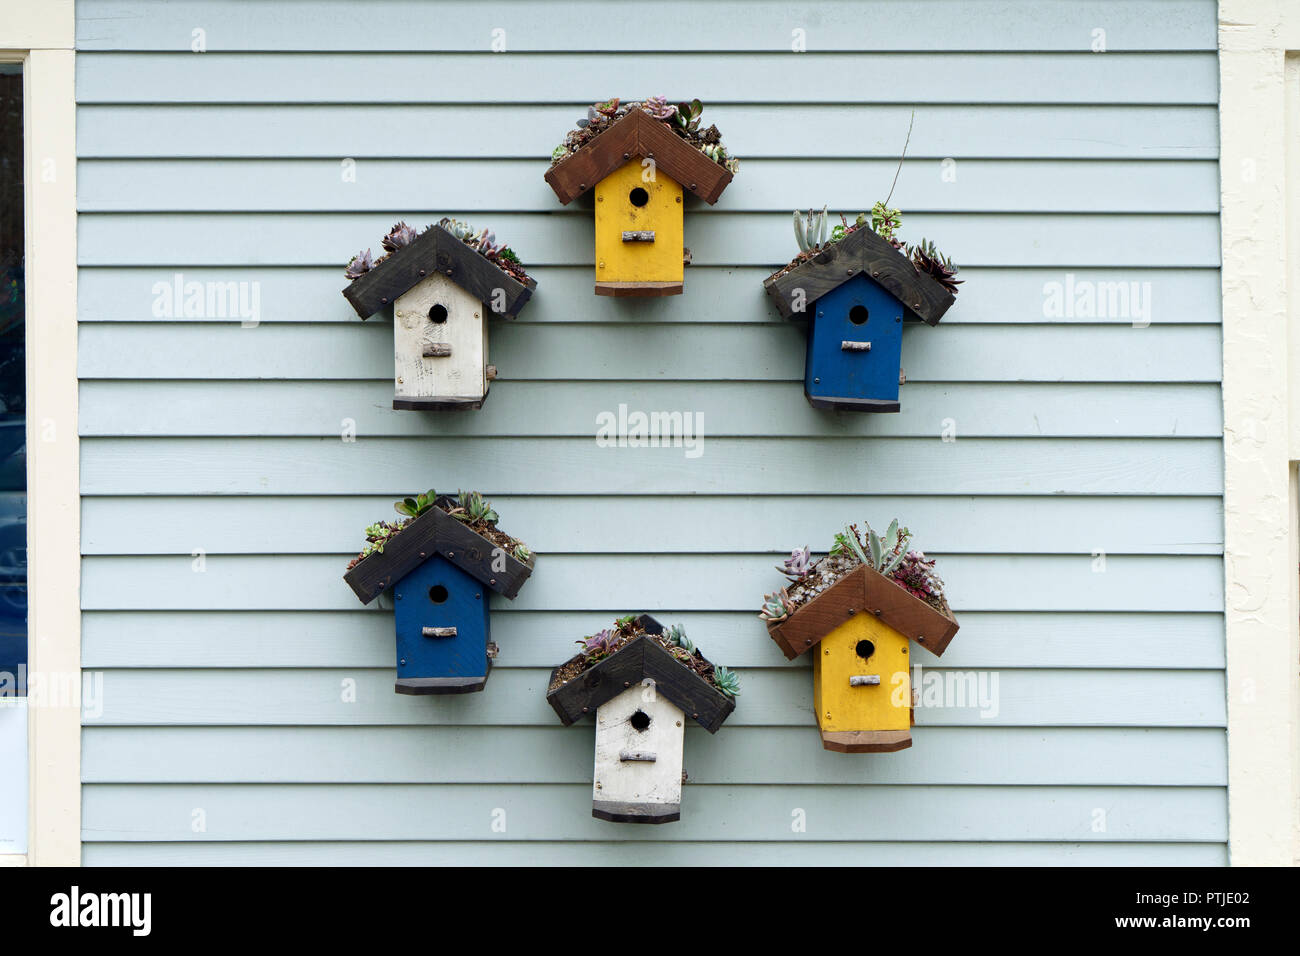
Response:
1220,0,1300,866
0,0,78,867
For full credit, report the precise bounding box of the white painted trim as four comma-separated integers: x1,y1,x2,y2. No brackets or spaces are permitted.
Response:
0,853,28,867
1220,0,1300,866
1,0,79,867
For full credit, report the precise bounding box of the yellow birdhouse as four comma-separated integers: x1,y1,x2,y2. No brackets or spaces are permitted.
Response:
767,563,959,753
545,106,734,297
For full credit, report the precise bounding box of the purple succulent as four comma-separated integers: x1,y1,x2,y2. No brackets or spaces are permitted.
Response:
579,629,617,656
381,221,417,253
643,95,677,120
778,546,812,581
345,248,374,279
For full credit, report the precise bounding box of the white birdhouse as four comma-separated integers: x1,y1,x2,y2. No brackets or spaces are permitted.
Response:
342,222,535,410
546,615,737,824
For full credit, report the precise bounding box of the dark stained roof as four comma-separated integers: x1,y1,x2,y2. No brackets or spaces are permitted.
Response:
763,224,955,325
343,506,533,605
545,616,736,733
343,223,535,321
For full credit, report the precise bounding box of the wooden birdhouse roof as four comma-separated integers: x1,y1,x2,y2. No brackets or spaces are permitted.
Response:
763,224,955,325
546,616,736,733
544,109,734,205
343,223,536,321
766,563,959,661
343,506,534,606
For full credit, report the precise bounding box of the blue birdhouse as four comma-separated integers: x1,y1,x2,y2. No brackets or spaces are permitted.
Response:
343,504,534,695
764,223,957,412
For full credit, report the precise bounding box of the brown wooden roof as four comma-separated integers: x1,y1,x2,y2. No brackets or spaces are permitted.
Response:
766,564,959,660
544,109,734,205
763,224,955,325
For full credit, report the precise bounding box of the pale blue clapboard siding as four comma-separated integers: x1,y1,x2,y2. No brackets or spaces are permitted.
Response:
74,0,1226,865
74,53,1218,105
80,842,1229,867
79,611,1226,670
77,105,1221,160
79,495,1224,552
76,267,1222,324
81,727,1228,785
77,159,1222,213
74,0,1217,52
78,212,1221,266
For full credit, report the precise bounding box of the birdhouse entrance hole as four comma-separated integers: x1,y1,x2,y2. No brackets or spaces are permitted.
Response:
428,304,448,323
628,187,650,207
855,639,876,660
629,710,652,732
849,305,869,325
429,585,449,604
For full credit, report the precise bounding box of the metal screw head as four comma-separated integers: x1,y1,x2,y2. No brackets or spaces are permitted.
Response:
624,681,630,688
448,551,454,558
676,196,682,203
582,706,589,713
490,579,496,585
805,639,812,645
400,658,406,665
689,183,696,190
916,635,926,642
418,269,426,276
474,593,481,600
579,182,586,190
847,608,856,616
381,297,388,304
814,377,820,384
874,608,882,616
692,713,699,719
824,648,830,656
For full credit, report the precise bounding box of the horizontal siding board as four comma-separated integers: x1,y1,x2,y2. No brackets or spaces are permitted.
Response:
74,53,1219,105
75,0,1217,52
80,668,1227,727
73,0,1225,863
80,840,1228,866
81,610,1227,670
77,105,1221,160
77,266,1223,326
79,495,1224,555
79,783,1226,842
80,554,1224,613
77,382,1224,438
79,437,1225,496
77,212,1222,268
80,726,1226,785
77,325,1223,382
78,159,1221,214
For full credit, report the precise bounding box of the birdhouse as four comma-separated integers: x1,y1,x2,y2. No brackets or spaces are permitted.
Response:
545,107,734,296
766,564,958,752
546,615,737,823
342,222,536,410
764,223,955,411
343,504,534,694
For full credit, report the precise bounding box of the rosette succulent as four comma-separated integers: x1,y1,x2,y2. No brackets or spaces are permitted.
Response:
344,248,374,279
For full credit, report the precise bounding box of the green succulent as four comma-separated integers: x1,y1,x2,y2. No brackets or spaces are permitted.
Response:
712,664,741,698
759,587,796,623
394,489,438,518
793,206,829,254
512,542,532,562
666,623,694,654
838,520,911,575
870,201,902,243
453,490,499,526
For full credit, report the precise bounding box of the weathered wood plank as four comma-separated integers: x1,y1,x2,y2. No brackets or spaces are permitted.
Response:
766,224,955,323
342,223,534,320
343,507,533,604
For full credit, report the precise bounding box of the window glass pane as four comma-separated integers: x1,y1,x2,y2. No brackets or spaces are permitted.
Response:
0,60,26,855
